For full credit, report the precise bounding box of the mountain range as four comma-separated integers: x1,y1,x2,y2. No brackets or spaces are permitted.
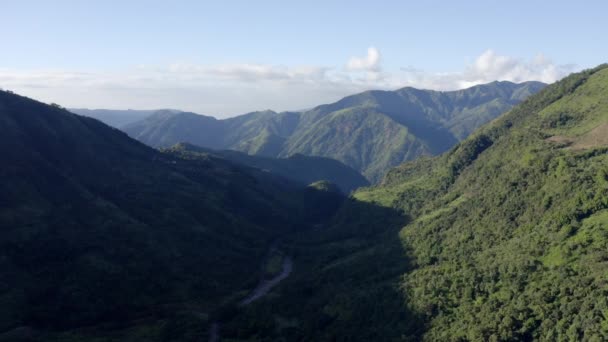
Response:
0,90,345,340
164,143,369,193
69,108,167,128
121,80,546,182
222,64,608,340
3,64,608,341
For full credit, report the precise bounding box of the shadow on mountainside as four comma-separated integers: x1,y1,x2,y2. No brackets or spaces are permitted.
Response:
214,197,426,341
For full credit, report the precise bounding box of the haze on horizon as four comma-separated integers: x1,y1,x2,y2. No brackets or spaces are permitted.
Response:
1,0,606,118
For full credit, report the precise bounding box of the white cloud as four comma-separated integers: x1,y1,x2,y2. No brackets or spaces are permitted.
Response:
0,49,578,117
399,50,576,90
465,50,569,85
347,47,381,72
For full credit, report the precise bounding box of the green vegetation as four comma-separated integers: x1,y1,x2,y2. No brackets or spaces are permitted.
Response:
0,91,344,341
123,81,545,182
217,65,608,341
4,64,607,341
220,198,422,341
163,142,369,193
359,65,608,340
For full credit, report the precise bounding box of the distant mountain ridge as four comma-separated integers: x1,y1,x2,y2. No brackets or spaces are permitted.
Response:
69,108,174,128
344,64,608,341
219,64,608,341
120,81,546,181
166,142,369,193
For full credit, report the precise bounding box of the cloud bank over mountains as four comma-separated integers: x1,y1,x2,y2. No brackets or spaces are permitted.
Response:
403,50,576,90
0,48,576,117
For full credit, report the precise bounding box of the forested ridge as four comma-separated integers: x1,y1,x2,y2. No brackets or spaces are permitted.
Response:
162,143,369,193
123,81,544,182
1,65,606,341
355,64,608,340
0,90,344,341
221,65,608,341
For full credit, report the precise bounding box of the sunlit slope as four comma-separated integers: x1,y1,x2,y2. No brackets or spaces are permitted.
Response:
355,64,608,340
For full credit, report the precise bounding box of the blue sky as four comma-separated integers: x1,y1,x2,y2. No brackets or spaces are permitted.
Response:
1,0,606,116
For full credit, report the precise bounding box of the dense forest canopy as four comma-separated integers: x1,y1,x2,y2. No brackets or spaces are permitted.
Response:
217,65,608,341
1,65,606,341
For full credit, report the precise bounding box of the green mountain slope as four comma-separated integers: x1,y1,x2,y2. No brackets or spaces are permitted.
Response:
123,109,225,149
124,109,301,157
220,65,608,341
165,143,369,193
354,64,608,340
223,110,301,156
0,91,342,340
278,106,430,182
123,81,545,182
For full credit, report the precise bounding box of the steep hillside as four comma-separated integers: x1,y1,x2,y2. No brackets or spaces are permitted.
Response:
165,143,369,193
223,110,301,156
123,81,544,182
356,64,608,340
0,91,340,341
278,106,431,182
219,65,608,341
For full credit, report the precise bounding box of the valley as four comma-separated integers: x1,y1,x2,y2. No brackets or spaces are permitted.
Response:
193,64,608,341
111,81,545,182
209,244,294,342
3,2,607,341
1,53,606,342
